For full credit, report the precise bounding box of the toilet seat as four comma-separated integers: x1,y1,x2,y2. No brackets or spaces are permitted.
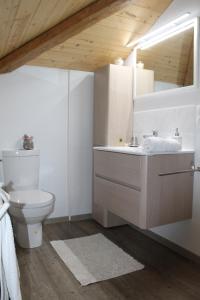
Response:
10,190,54,209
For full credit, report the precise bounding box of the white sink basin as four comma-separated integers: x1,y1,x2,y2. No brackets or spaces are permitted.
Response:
93,146,194,156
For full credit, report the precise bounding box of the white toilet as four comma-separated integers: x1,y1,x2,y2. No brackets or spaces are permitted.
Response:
2,149,55,248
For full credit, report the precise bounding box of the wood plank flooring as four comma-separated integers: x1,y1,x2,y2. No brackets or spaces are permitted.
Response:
16,220,200,300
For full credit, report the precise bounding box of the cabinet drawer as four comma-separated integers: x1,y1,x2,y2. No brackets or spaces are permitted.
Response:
149,154,194,175
94,176,141,226
94,150,142,189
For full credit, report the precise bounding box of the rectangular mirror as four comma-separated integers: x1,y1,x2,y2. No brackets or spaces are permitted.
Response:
135,26,194,96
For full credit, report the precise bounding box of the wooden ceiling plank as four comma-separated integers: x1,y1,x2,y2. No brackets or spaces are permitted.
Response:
18,0,59,46
29,47,131,71
66,30,134,48
117,4,164,23
0,0,20,57
24,1,96,45
54,39,130,54
45,0,96,30
45,48,129,59
0,0,132,73
40,50,128,63
99,15,154,32
29,57,116,71
3,0,41,56
126,0,173,13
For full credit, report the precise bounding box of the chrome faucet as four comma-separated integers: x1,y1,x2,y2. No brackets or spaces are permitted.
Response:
129,136,139,147
143,130,158,139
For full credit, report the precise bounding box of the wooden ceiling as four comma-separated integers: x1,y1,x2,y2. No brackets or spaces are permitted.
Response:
0,0,172,72
0,0,95,58
137,27,194,86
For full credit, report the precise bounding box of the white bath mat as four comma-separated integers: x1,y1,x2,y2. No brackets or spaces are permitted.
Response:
51,233,144,286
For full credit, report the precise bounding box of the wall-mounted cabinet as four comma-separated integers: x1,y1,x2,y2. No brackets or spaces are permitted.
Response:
94,64,133,146
93,149,194,229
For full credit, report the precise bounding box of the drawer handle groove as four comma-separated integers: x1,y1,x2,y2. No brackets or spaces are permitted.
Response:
95,173,141,192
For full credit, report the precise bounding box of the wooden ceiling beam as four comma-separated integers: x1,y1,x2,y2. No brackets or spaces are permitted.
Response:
0,0,132,73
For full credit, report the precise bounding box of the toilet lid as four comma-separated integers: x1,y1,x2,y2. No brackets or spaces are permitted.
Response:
9,190,54,208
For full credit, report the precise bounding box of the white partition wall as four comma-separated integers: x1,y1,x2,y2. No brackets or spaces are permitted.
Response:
68,71,94,217
0,66,94,219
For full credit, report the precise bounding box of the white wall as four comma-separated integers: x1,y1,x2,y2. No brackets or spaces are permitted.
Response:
0,66,93,219
126,0,200,256
134,104,196,148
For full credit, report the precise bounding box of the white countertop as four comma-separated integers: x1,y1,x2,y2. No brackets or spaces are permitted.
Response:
93,146,194,156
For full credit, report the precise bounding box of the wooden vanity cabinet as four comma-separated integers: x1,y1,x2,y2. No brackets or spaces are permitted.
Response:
94,64,133,146
93,150,194,229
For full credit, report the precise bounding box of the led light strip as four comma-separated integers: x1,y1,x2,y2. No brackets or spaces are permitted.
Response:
126,12,191,48
138,19,195,50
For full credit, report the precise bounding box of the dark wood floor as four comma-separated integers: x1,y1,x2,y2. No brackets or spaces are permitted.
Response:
17,220,200,300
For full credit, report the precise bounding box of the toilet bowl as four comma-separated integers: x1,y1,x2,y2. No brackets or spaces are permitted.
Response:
9,190,55,248
2,149,55,249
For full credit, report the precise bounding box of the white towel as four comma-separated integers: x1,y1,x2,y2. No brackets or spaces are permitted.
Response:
0,189,22,300
143,137,181,153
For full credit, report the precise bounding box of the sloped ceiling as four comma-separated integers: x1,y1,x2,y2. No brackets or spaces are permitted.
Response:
0,0,96,58
0,0,172,71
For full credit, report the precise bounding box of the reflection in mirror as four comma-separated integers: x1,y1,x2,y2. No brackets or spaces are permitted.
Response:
136,27,194,96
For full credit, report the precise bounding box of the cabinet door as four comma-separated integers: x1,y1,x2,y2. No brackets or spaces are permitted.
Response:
147,154,194,228
94,65,109,146
108,64,133,146
94,64,133,146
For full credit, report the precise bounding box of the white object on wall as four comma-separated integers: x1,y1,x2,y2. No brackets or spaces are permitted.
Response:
114,57,124,66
